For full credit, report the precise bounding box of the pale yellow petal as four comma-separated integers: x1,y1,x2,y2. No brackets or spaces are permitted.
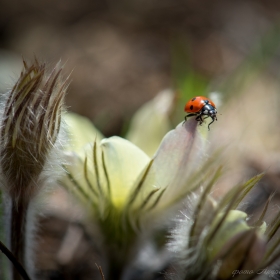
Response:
64,112,103,153
126,89,173,157
101,136,150,207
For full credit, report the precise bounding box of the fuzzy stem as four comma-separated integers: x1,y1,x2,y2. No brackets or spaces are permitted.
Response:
10,199,29,280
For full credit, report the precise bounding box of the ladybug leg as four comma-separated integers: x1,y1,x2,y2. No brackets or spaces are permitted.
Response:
207,116,216,130
187,113,197,118
183,113,197,125
195,115,203,126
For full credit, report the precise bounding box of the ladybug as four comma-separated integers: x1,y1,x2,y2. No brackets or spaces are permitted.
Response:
184,96,217,130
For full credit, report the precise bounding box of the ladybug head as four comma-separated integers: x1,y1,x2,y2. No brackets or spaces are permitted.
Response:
201,104,217,118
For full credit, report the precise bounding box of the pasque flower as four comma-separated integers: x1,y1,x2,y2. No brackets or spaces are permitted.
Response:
1,58,280,280
63,99,280,280
0,59,68,280
63,114,215,279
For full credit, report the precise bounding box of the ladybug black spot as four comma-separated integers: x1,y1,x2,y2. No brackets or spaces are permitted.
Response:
190,105,193,110
191,97,196,101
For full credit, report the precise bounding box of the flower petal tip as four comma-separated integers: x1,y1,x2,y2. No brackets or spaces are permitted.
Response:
179,118,198,132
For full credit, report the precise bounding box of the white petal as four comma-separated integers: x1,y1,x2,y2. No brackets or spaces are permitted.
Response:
147,118,208,210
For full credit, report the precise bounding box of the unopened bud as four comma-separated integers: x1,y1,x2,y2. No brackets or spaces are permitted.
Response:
0,59,68,203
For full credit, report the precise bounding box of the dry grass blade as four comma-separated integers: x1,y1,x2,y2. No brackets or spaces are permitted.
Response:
137,187,160,210
152,156,218,216
205,184,243,246
129,188,166,232
266,210,280,241
266,207,280,240
95,263,105,280
84,157,98,197
189,167,222,246
120,159,155,232
260,245,280,277
144,188,166,211
254,193,274,228
233,173,264,208
263,207,280,261
208,230,258,280
264,236,280,263
126,159,154,208
217,173,263,211
62,165,93,205
101,149,111,196
93,141,103,196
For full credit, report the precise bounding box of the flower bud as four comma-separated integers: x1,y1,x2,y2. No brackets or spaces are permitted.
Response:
216,230,266,279
0,59,68,203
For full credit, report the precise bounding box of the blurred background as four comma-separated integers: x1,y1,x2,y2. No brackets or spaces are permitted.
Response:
1,0,280,135
2,0,280,279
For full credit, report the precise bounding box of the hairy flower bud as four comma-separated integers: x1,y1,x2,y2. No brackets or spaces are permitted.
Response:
0,59,68,280
216,230,266,279
0,59,68,203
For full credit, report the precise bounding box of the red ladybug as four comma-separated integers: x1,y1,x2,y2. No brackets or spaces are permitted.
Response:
184,96,217,130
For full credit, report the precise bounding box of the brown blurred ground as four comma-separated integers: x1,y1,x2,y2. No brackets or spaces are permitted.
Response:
1,0,280,135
